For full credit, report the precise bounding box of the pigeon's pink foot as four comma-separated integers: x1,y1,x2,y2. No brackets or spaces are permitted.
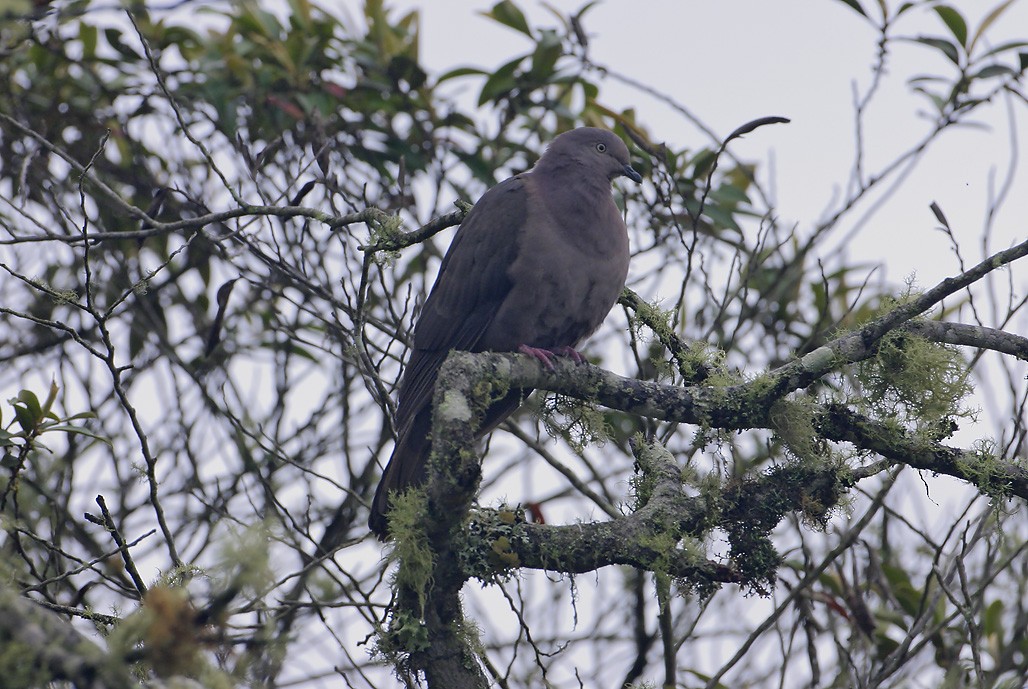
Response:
518,344,586,370
518,344,558,370
550,345,586,365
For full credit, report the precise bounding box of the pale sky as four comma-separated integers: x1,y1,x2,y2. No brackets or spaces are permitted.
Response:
369,0,1028,289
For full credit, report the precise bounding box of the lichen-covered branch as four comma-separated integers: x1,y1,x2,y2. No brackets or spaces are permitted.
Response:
460,443,849,595
393,335,1001,682
818,404,1028,498
391,329,1026,679
0,586,132,689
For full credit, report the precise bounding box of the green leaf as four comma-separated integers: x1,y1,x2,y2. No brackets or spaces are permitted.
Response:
982,599,1004,641
881,563,921,617
972,63,1016,79
103,28,141,60
80,23,98,59
477,55,525,105
436,66,488,83
981,40,1028,59
387,54,427,89
258,340,319,362
62,411,98,422
252,7,285,39
908,74,949,85
571,0,602,23
970,0,1017,54
528,29,562,80
933,6,967,47
484,0,533,37
537,1,570,31
16,390,42,423
710,183,751,205
818,570,844,596
874,631,901,658
579,79,599,101
703,204,741,232
912,36,961,65
13,403,36,434
41,378,58,418
44,425,114,445
690,149,717,178
835,0,866,17
162,26,201,57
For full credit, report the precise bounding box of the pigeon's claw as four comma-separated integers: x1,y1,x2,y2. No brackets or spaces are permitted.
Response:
518,344,586,370
550,345,586,365
518,344,558,370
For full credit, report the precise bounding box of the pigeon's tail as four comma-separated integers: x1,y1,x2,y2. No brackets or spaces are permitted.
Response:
369,410,432,540
368,390,528,540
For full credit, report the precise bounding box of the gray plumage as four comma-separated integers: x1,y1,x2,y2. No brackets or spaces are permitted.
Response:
369,127,641,539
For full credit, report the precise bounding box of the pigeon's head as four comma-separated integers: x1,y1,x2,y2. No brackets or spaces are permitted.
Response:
538,127,643,184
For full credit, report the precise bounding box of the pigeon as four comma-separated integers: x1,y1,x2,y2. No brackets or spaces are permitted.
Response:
369,127,641,538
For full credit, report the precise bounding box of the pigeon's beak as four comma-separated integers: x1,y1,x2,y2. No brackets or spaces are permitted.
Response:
621,164,643,183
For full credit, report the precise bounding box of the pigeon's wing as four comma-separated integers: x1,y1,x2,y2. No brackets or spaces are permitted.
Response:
369,176,530,537
394,175,529,434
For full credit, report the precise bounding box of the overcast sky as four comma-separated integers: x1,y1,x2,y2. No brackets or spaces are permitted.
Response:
333,0,1028,538
350,0,1028,290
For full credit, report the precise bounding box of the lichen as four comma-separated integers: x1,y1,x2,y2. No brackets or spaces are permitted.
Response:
367,212,405,265
386,489,435,615
0,639,54,689
438,389,473,424
540,393,609,453
626,296,733,384
460,505,527,579
855,326,974,439
769,395,829,465
107,585,205,680
956,438,1012,499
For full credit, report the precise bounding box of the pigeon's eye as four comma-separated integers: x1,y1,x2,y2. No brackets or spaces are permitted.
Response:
595,142,607,153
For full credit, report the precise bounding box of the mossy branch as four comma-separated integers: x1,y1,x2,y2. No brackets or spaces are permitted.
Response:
0,586,133,689
392,252,1028,683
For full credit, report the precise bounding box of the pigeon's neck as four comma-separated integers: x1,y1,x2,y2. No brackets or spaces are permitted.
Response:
528,168,621,246
532,162,612,202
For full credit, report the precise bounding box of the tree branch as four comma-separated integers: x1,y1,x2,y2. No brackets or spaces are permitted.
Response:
0,586,132,689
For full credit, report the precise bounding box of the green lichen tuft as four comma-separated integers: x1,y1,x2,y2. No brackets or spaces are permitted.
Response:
453,616,485,670
42,284,79,304
721,462,848,594
473,357,514,409
626,296,734,384
856,326,973,439
383,609,431,654
627,296,674,341
957,438,1012,499
691,342,738,388
540,393,609,454
213,521,275,594
727,529,779,595
769,396,830,465
368,212,405,265
386,489,435,615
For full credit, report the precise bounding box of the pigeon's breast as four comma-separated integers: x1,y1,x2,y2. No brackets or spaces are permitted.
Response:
481,188,629,350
